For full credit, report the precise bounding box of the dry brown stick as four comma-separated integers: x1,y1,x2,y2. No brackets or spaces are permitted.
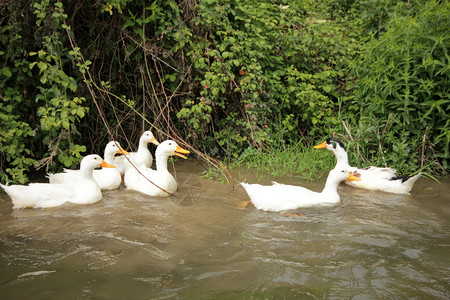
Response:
342,120,368,164
377,11,384,40
380,113,391,148
341,120,354,141
152,59,182,138
421,127,429,168
63,21,175,197
378,114,392,167
144,53,167,136
151,60,235,186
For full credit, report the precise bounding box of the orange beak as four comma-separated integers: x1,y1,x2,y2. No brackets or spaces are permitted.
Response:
314,141,327,149
150,137,160,146
174,146,190,159
117,146,130,156
101,160,116,168
347,173,360,181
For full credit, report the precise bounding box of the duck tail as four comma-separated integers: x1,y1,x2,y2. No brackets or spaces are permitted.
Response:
402,172,422,192
0,182,11,190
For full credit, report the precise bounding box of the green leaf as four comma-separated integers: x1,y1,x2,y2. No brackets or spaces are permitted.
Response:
1,67,12,78
77,109,85,118
37,61,48,73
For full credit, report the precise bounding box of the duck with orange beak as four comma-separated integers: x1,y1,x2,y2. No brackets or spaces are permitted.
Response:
314,137,421,194
124,140,190,197
114,130,160,175
241,168,360,212
48,141,129,190
1,155,115,208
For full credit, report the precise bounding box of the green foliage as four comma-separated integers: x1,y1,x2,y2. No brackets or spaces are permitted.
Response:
232,140,336,181
176,0,363,158
0,88,37,184
0,0,89,183
30,0,88,169
0,0,448,184
350,0,449,172
348,0,425,34
0,2,37,183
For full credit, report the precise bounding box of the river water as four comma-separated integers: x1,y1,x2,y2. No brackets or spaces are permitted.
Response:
0,160,449,299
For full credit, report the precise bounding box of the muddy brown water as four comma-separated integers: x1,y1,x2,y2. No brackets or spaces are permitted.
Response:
0,160,449,299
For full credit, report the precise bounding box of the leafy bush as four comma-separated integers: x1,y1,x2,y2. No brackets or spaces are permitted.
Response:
349,0,449,172
177,0,363,158
0,0,447,184
0,88,37,184
0,0,88,183
349,0,425,34
0,2,37,183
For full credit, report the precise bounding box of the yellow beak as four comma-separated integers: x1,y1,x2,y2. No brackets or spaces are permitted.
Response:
174,145,190,159
347,173,360,181
101,160,116,168
117,146,130,156
151,137,160,146
314,141,327,149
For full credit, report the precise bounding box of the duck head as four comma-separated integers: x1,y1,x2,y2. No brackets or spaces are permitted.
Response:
105,141,130,157
314,137,345,151
156,140,190,159
81,154,116,170
140,130,160,146
328,168,360,184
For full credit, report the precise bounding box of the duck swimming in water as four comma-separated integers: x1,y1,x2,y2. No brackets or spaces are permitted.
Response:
241,168,360,212
124,140,190,197
48,141,129,190
314,137,421,194
1,155,115,209
114,130,160,175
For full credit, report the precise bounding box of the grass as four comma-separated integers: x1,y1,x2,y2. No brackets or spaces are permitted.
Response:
200,137,442,186
200,141,337,183
234,142,336,181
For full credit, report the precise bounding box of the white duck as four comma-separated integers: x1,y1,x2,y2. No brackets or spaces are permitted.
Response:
48,141,129,190
124,140,190,197
314,137,421,194
1,155,115,209
114,130,160,175
241,168,360,212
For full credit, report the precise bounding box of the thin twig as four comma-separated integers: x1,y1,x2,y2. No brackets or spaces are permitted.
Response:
380,113,391,148
421,127,428,168
341,120,354,141
378,113,392,167
377,11,384,39
63,21,175,197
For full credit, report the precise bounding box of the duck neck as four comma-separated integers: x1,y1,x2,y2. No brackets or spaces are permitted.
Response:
321,175,340,195
80,164,95,180
137,139,149,155
155,153,170,173
333,146,350,169
104,151,115,165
